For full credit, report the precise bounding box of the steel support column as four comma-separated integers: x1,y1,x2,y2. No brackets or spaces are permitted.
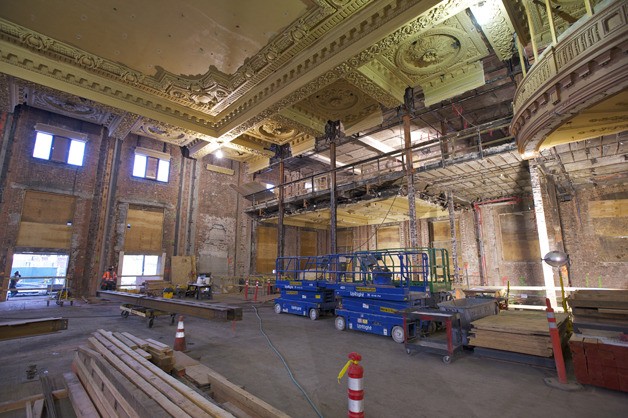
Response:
403,113,418,249
330,139,337,255
530,161,558,309
277,157,285,259
447,191,460,283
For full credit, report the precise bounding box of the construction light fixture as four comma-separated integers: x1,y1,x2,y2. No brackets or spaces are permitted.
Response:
215,148,223,159
543,251,569,267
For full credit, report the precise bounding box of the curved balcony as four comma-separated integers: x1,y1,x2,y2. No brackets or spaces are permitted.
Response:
510,1,628,158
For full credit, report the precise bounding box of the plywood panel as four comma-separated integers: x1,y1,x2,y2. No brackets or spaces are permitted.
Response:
376,226,400,249
499,212,540,262
429,220,461,268
589,199,628,218
21,191,75,223
300,230,317,256
124,208,164,252
256,225,277,274
171,256,196,287
338,229,353,253
16,222,72,248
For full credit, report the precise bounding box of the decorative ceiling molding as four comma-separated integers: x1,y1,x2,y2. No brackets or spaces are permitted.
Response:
422,61,486,107
470,1,516,61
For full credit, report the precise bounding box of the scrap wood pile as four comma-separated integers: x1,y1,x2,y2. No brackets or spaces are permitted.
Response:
568,290,628,392
468,310,568,357
65,329,289,418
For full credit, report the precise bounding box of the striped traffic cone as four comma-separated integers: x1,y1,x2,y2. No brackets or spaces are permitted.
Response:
174,315,186,352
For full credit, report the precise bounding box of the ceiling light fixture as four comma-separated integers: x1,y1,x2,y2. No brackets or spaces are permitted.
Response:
215,148,223,159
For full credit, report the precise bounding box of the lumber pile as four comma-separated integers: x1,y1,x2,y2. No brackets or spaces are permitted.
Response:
70,329,235,417
568,290,628,337
143,280,171,296
468,310,568,357
567,290,628,391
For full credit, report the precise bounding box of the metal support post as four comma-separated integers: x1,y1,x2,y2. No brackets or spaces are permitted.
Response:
530,162,558,309
447,191,460,283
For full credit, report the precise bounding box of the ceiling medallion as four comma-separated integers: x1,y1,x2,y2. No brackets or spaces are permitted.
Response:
312,88,360,112
396,30,463,75
258,121,296,141
42,94,95,115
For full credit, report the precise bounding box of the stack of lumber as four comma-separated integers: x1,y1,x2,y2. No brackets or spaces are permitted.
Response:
568,290,628,337
569,334,628,392
143,280,171,296
468,310,568,357
173,351,290,418
70,329,235,417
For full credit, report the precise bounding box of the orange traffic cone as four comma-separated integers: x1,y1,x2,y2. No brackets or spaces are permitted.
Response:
174,315,186,352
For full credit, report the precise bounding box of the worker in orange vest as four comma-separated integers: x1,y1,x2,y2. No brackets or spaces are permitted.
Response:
100,266,117,290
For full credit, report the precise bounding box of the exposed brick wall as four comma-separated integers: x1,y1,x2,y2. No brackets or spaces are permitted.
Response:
0,106,104,295
559,183,628,289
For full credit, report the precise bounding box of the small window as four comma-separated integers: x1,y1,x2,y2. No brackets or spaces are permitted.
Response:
33,132,86,166
133,153,170,183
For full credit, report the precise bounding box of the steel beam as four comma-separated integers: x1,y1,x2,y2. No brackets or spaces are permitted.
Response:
0,317,68,341
97,291,243,321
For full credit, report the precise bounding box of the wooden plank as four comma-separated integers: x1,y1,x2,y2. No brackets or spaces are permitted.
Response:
87,335,195,418
77,346,168,418
95,330,232,418
0,390,67,413
588,199,628,218
121,332,149,349
32,399,44,418
63,372,100,418
471,311,567,335
113,332,138,349
72,354,117,418
86,356,141,418
203,365,291,418
95,332,230,417
172,352,289,418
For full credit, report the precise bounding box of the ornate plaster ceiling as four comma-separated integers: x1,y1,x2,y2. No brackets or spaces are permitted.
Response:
0,0,519,165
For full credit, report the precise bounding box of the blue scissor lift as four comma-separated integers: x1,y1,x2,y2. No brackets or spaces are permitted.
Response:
273,255,337,320
331,249,434,343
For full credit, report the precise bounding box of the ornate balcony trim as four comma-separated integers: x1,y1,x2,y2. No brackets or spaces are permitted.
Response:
510,1,628,158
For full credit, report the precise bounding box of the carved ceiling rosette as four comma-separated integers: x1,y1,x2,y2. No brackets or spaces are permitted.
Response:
132,120,192,146
395,29,465,78
255,120,298,145
296,79,379,129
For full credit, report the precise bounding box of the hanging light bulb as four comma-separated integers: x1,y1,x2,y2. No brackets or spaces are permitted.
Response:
215,148,223,158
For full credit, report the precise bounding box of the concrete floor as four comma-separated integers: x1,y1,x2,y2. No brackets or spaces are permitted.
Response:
0,295,626,418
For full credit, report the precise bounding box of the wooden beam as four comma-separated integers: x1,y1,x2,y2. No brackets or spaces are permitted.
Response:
63,372,100,418
0,390,67,413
